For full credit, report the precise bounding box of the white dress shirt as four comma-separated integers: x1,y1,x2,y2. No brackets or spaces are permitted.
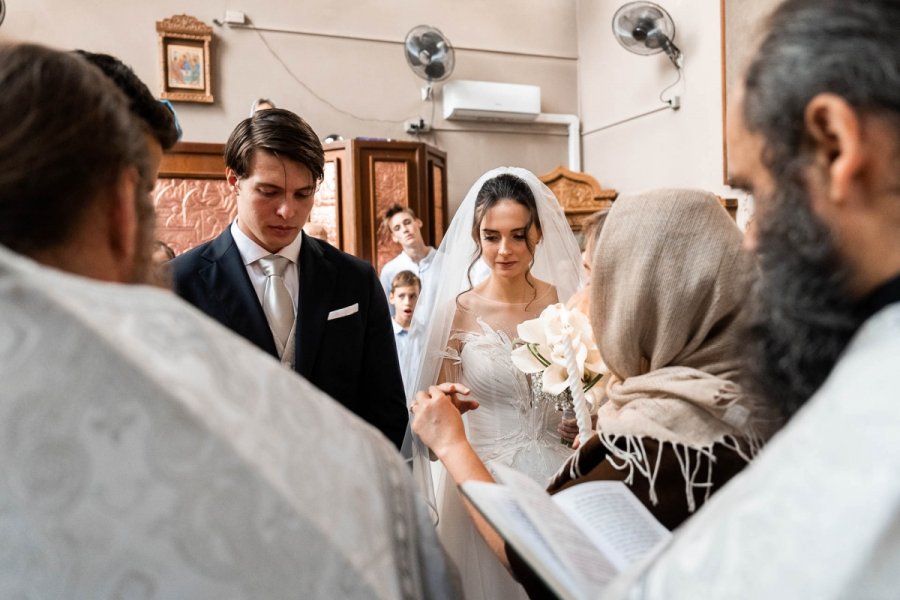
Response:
392,319,411,387
231,220,302,325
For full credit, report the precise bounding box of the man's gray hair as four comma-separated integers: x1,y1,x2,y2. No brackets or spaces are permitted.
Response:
743,0,900,176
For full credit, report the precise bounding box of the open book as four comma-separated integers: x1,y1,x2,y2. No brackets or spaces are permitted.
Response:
460,463,670,600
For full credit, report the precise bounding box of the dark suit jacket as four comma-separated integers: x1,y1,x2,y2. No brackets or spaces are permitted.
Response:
170,229,408,448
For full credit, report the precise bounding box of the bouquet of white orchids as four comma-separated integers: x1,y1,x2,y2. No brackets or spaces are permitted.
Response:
511,303,606,444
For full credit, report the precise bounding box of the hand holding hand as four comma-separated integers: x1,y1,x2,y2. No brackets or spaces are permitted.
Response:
410,383,477,459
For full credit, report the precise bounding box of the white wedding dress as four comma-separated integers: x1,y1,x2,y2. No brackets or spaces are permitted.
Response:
435,287,574,600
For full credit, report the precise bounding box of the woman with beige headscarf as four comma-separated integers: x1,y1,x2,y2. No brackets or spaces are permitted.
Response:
546,188,777,528
411,189,778,581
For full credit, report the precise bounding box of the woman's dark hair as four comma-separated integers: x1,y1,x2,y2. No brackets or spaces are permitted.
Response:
225,108,325,183
74,50,180,151
458,173,542,305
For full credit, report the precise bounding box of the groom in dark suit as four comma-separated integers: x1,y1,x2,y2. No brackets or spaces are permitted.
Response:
171,109,407,448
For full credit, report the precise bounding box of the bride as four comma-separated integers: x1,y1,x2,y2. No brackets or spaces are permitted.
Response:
406,166,583,600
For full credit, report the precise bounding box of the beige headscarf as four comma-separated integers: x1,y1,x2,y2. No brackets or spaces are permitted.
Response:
589,189,772,507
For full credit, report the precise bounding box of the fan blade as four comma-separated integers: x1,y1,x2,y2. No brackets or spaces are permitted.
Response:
420,32,443,52
406,40,425,66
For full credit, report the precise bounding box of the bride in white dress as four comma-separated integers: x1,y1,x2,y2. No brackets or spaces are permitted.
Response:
407,167,583,600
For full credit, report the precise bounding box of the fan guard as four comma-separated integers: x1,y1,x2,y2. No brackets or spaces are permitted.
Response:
404,25,455,83
612,1,681,66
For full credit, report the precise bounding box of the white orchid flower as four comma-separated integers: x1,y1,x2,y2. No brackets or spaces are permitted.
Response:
511,303,607,395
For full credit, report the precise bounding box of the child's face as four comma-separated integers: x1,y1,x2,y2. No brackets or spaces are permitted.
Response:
389,285,420,327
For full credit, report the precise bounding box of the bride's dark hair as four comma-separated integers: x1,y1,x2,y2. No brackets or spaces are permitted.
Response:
457,173,542,307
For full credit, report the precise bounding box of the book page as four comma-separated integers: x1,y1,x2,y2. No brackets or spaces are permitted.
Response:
490,465,620,592
552,481,670,572
461,482,582,600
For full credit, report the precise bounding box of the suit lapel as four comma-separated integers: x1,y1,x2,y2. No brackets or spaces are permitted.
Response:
199,229,278,357
296,234,336,378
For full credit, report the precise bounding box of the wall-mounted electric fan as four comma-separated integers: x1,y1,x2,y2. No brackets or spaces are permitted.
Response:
404,25,455,100
612,1,682,67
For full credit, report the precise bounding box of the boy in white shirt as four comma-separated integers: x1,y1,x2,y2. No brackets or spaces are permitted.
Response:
389,270,421,386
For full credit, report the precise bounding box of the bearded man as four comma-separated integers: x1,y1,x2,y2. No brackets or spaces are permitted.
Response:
0,43,459,598
602,0,900,596
411,0,900,596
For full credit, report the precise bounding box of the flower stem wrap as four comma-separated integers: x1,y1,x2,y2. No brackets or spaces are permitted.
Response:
561,323,593,443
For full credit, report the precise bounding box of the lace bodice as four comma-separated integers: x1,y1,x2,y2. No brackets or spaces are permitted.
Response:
442,288,573,483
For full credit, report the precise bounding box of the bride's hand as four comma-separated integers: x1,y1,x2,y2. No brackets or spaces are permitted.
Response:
410,384,477,458
434,382,477,415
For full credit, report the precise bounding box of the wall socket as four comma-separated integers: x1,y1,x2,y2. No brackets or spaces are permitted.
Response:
405,118,430,134
224,10,246,24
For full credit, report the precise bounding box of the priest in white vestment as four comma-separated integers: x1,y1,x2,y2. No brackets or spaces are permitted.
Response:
604,0,900,596
0,43,460,599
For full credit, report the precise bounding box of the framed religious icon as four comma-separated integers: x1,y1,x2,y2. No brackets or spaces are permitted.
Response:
720,0,779,181
156,14,214,103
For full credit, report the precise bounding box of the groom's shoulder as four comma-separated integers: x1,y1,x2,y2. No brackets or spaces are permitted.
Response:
310,237,377,278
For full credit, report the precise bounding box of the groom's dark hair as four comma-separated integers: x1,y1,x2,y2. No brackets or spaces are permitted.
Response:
225,108,325,183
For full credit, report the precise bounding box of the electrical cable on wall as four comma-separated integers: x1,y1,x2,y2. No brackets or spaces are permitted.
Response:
658,58,684,105
583,1,686,138
245,18,404,125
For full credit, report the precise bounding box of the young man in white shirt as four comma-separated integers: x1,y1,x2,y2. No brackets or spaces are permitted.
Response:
379,204,436,306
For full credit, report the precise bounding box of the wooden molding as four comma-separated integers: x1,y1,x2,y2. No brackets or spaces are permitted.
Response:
158,142,225,179
539,165,617,231
155,14,212,35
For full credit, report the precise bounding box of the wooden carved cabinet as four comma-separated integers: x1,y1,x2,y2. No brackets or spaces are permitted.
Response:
314,139,448,271
154,142,233,255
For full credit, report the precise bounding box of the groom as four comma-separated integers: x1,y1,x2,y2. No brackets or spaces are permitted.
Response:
171,109,407,448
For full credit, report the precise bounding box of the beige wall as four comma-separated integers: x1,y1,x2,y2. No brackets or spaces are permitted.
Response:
2,0,781,224
575,0,778,229
1,0,578,214
576,0,729,197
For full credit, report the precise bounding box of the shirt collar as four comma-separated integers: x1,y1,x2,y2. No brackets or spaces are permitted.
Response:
418,247,437,272
231,220,303,266
392,320,409,335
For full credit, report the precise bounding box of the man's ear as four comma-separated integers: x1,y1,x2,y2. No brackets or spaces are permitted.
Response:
108,166,140,274
804,93,865,204
226,167,239,189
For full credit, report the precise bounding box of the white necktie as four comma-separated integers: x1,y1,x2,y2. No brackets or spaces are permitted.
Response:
258,255,295,350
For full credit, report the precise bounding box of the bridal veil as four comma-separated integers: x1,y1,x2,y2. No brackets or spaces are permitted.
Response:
402,166,584,513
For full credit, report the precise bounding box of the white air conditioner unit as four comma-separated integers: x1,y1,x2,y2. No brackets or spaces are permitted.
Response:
442,80,541,122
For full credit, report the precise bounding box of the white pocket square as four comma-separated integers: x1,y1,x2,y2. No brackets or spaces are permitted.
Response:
327,303,359,320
